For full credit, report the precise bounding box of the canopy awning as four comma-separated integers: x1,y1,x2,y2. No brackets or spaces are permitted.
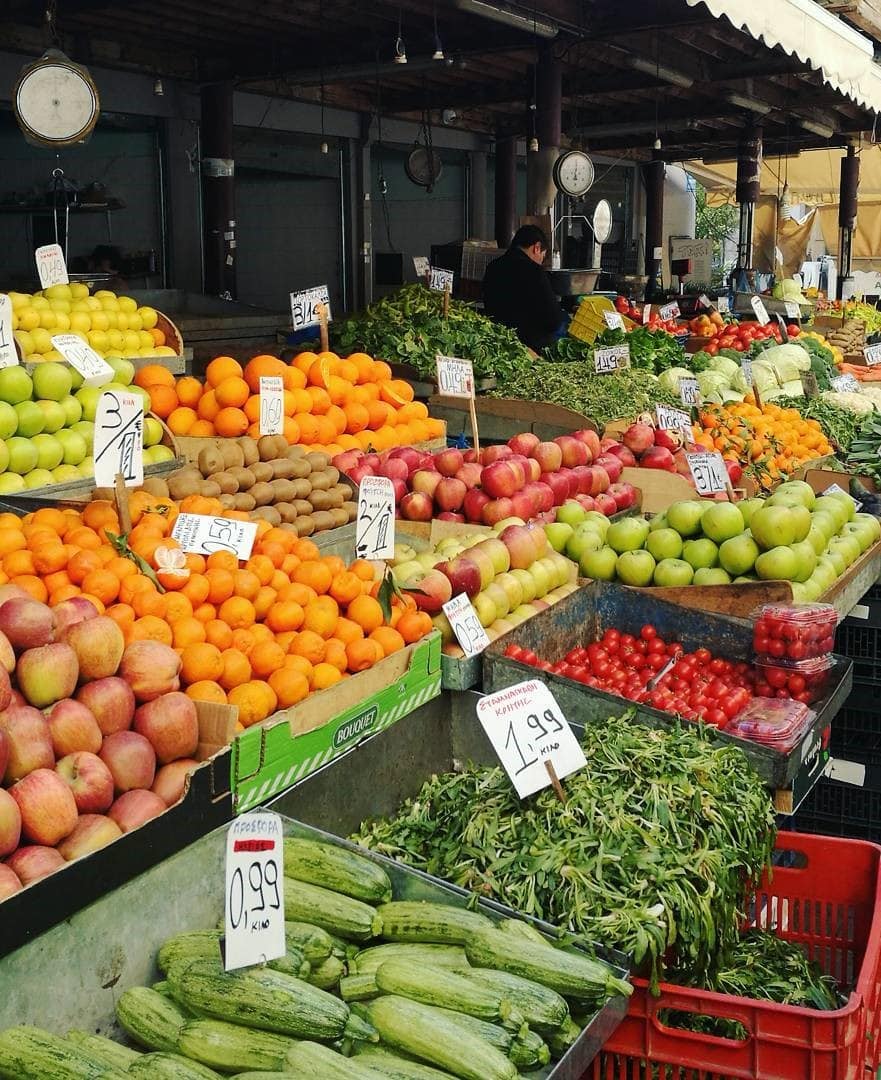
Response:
685,0,881,114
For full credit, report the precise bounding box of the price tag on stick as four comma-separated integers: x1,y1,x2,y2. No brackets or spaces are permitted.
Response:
428,267,454,293
355,476,395,560
94,391,144,489
258,376,284,436
35,243,69,288
172,513,258,560
679,377,701,406
602,310,624,330
594,344,630,374
659,301,680,320
224,812,285,972
784,301,801,319
51,334,113,386
290,285,331,332
864,344,881,366
0,296,19,369
832,373,861,392
656,404,692,440
750,295,770,325
436,355,474,398
442,593,489,658
686,450,728,496
642,304,652,325
478,680,586,800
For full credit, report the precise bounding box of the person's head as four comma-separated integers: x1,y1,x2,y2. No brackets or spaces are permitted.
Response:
511,225,549,266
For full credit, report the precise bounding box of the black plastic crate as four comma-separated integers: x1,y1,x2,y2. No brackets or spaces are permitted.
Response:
830,681,881,766
789,776,881,844
835,601,881,682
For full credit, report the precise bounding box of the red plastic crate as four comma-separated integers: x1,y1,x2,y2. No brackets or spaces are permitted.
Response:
585,833,881,1080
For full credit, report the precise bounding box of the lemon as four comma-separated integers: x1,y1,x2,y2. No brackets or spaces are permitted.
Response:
87,329,109,352
106,329,124,351
48,298,71,313
17,308,39,331
53,312,71,332
90,310,109,332
44,284,72,301
8,292,30,311
123,330,141,352
137,306,158,329
99,296,119,312
30,296,49,311
37,309,58,330
85,297,101,311
13,331,34,355
30,328,53,354
69,311,91,334
127,312,143,332
69,282,89,300
154,345,178,356
94,290,114,299
117,295,137,313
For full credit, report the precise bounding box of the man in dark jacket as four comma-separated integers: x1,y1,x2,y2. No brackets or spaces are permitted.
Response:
483,225,566,353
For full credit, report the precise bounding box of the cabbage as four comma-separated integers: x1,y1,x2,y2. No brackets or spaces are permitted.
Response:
658,367,694,395
721,389,744,404
697,371,728,396
751,360,780,394
729,369,749,394
781,380,806,397
760,343,811,374
820,391,875,415
708,355,739,380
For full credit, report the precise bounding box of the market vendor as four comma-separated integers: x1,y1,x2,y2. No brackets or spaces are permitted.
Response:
483,225,566,353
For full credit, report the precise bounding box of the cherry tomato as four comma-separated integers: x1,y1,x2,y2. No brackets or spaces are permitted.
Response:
787,674,806,694
640,625,657,641
647,638,667,655
592,659,610,680
705,708,728,727
567,647,588,664
695,648,711,665
768,639,786,658
708,658,726,676
787,641,807,660
648,653,668,671
764,667,789,688
620,634,636,650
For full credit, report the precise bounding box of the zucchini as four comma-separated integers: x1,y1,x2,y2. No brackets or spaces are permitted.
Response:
327,932,360,960
432,1009,549,1071
0,1026,129,1079
462,968,569,1033
116,986,190,1052
305,955,345,990
377,903,493,946
352,1045,459,1079
374,960,523,1026
283,921,335,964
352,944,469,975
127,1052,223,1078
159,928,309,979
168,959,377,1042
65,1031,140,1070
177,1019,298,1073
496,918,555,945
282,838,392,904
353,997,518,1080
339,973,380,1002
284,878,381,941
464,928,633,1003
282,1040,388,1079
546,1016,582,1058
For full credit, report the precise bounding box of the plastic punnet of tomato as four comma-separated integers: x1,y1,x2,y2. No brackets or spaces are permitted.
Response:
725,697,815,752
752,602,837,663
753,655,834,705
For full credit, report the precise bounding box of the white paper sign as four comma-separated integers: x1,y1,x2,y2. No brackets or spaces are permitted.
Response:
51,334,113,386
224,813,285,972
741,356,753,386
716,295,730,313
355,475,395,560
698,293,713,311
443,593,489,658
602,310,624,330
0,297,19,370
750,296,770,325
686,450,728,495
656,404,692,437
477,680,587,799
784,301,801,319
864,344,881,366
659,301,680,321
172,513,258,560
94,391,144,488
428,267,455,293
594,344,630,374
413,256,430,278
258,376,284,436
832,373,861,392
669,237,712,283
822,482,861,511
679,376,701,406
35,244,69,288
642,304,652,325
436,355,474,398
290,285,331,332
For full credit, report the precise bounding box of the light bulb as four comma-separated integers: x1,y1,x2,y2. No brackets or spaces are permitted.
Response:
528,136,539,152
320,141,329,154
653,137,662,150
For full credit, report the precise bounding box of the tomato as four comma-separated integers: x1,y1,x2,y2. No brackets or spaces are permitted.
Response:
705,341,719,355
602,628,620,645
708,658,726,676
705,708,728,727
787,674,806,694
647,652,668,671
591,659,610,679
640,624,657,641
620,634,636,649
767,639,786,658
568,647,588,664
694,648,711,665
667,642,683,657
787,641,807,660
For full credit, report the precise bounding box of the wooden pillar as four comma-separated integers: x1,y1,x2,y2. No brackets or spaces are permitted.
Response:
642,154,665,301
838,145,860,298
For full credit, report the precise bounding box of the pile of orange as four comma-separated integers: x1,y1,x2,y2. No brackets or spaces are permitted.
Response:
0,496,433,733
134,352,444,455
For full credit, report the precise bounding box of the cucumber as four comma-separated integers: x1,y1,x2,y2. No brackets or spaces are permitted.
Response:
305,955,346,990
374,960,522,1026
127,1052,223,1078
284,878,381,941
116,986,190,1052
65,1031,141,1070
282,838,392,904
339,973,380,1002
546,1016,582,1058
352,1044,460,1079
376,903,493,946
352,944,469,975
496,918,555,945
0,1026,129,1079
462,968,569,1033
177,1020,299,1073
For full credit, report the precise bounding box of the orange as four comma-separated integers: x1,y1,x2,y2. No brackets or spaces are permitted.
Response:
324,639,348,673
243,354,287,394
231,628,256,655
268,668,310,708
106,556,137,582
131,587,166,619
80,569,120,606
65,526,102,551
106,603,136,635
29,507,66,533
282,417,300,445
326,376,353,407
307,387,331,415
218,595,256,629
249,640,286,678
164,592,194,622
172,616,207,648
167,407,197,435
189,420,215,436
347,594,384,634
289,630,325,665
265,601,305,634
397,609,432,644
215,376,250,409
134,364,175,389
233,569,261,600
0,528,26,557
244,395,261,424
302,595,339,639
149,328,166,347
373,360,392,381
228,681,277,727
3,550,35,578
119,574,154,606
175,376,203,408
334,616,364,645
130,615,173,645
30,542,67,576
346,638,382,673
197,389,220,422
180,642,224,684
204,568,235,605
14,576,48,603
293,561,332,595
182,574,211,606
186,681,227,705
253,586,277,620
44,570,71,595
204,619,234,650
294,414,320,444
343,402,370,434
293,351,319,374
284,653,314,678
350,559,376,583
311,662,343,690
370,626,405,657
206,356,243,386
348,353,376,383
246,554,275,585
219,648,251,691
147,384,178,419
214,407,249,438
193,602,217,623
206,550,238,572
292,539,320,562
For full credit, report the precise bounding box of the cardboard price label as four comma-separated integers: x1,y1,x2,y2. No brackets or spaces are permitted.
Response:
832,373,861,392
355,475,395,560
436,355,474,398
698,293,713,311
784,301,801,319
741,356,753,386
823,482,862,511
642,304,651,325
0,296,19,370
258,376,284,436
750,295,770,325
686,450,728,495
172,513,258,560
413,256,430,278
290,285,331,332
594,344,630,374
864,344,881,367
602,309,624,330
428,266,454,293
659,301,680,320
716,295,730,313
35,243,69,288
51,334,113,386
94,391,144,488
442,593,489,658
679,376,701,406
477,680,586,799
656,404,692,438
801,371,819,399
224,812,285,971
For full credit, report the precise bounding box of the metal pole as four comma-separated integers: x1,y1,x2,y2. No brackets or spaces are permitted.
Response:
469,150,488,240
838,145,859,299
642,154,665,301
527,43,561,219
735,126,762,272
200,81,236,298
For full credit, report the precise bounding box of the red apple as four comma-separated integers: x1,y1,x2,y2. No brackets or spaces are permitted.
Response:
463,488,491,522
46,699,102,757
76,676,136,736
571,465,595,495
554,435,589,467
60,615,124,681
590,465,611,495
594,455,620,484
348,463,375,485
571,428,600,461
608,482,636,510
499,524,540,570
540,472,571,506
0,667,12,713
0,598,55,651
108,789,166,833
152,758,198,807
119,642,181,703
0,788,21,857
51,596,99,637
521,458,542,483
511,491,538,520
11,768,77,846
672,448,692,476
481,498,516,527
0,863,21,899
575,494,596,511
600,436,619,452
133,692,198,765
640,446,675,470
436,556,482,599
524,482,554,514
473,537,511,575
331,449,363,474
400,492,434,522
377,457,408,482
0,631,14,674
622,422,655,455
482,461,521,499
653,427,679,452
454,462,483,488
609,445,637,467
433,449,464,477
0,706,54,784
462,448,480,464
387,446,423,472
390,477,408,504
57,813,123,861
362,453,380,470
435,477,467,513
55,751,115,813
0,728,7,781
16,643,78,708
465,546,496,590
403,569,453,614
531,441,563,473
594,492,619,516
436,512,465,522
481,445,513,465
508,432,540,456
99,730,156,793
410,469,442,498
5,845,64,885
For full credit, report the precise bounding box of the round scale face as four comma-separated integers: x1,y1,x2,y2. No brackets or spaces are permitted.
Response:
405,147,443,187
554,151,594,197
16,62,98,144
592,199,613,244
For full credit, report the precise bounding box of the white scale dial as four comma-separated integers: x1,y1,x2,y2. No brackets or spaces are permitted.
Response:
15,55,99,146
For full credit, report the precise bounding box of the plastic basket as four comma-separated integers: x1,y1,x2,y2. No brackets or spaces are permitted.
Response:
586,832,881,1080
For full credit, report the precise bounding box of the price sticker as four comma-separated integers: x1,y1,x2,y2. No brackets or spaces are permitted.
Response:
290,285,331,332
224,813,285,972
659,301,680,321
784,301,801,319
258,376,284,436
477,680,587,799
594,344,630,374
51,334,113,386
35,243,69,288
355,475,395,560
172,513,258,560
413,256,430,278
686,450,728,495
832,373,861,392
679,376,701,406
823,482,862,511
602,310,624,330
428,267,455,293
642,304,652,325
94,391,144,489
801,371,819,399
443,593,490,658
0,296,19,370
864,344,881,366
716,295,730,313
750,295,770,325
741,356,753,386
436,355,474,398
656,404,692,439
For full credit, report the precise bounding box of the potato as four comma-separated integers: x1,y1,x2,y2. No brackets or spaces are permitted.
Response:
219,493,237,509
284,445,306,460
279,522,299,535
275,502,298,523
310,511,336,533
323,487,344,510
253,506,282,526
308,490,331,512
227,466,255,491
200,481,222,499
330,482,354,502
168,475,201,500
324,466,340,486
250,462,274,484
141,476,170,498
270,478,296,502
293,499,314,517
290,478,313,501
306,452,330,472
342,500,358,522
270,458,298,479
309,470,333,492
289,458,312,479
330,507,349,528
258,435,282,462
238,437,259,466
250,481,275,507
197,447,224,477
295,516,316,537
212,472,239,495
219,441,245,470
233,492,256,511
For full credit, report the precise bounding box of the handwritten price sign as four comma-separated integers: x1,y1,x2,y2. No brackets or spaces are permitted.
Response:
602,310,624,330
290,285,331,332
35,244,68,288
750,295,770,325
51,334,113,386
94,391,144,488
224,813,285,971
679,376,701,406
355,476,395,560
428,267,454,293
436,355,474,398
656,404,692,439
0,296,19,370
442,593,489,658
594,344,630,374
659,301,680,320
864,344,881,367
172,513,258,560
686,450,728,495
258,376,284,436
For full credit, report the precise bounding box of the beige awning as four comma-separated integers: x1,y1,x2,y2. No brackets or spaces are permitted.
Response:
685,0,881,113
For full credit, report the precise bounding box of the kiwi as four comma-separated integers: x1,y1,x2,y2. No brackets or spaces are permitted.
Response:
227,466,255,491
330,507,349,528
220,441,245,470
284,445,306,460
295,516,316,536
253,506,282,525
290,478,313,501
200,481,222,498
324,466,340,486
238,437,259,466
250,482,274,507
250,462,274,484
258,436,280,462
306,452,330,472
219,493,237,509
330,483,354,502
309,470,333,492
141,476,170,498
270,458,298,479
168,475,202,500
212,472,239,495
310,511,336,533
233,492,256,511
270,478,296,502
323,487,345,510
197,447,224,477
293,499,314,517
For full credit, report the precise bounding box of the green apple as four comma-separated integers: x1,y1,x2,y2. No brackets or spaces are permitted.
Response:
68,367,83,391
819,550,845,577
854,512,881,543
606,517,650,554
769,480,815,510
790,581,809,602
615,550,656,586
580,511,612,540
0,403,17,441
810,510,840,543
0,441,10,474
693,566,732,585
106,356,136,385
51,464,82,484
653,558,694,587
70,421,94,452
143,417,163,447
130,386,151,411
580,545,618,581
511,568,537,603
494,572,524,611
827,534,861,567
566,523,604,562
146,445,174,464
31,434,63,470
805,524,828,556
790,539,817,582
813,496,850,532
13,401,44,438
5,437,37,475
36,400,67,434
77,457,94,478
648,511,669,532
483,582,511,620
843,519,877,553
545,522,574,554
23,468,53,489
556,500,588,527
737,498,764,526
750,505,799,550
0,367,33,405
0,473,24,494
810,562,837,593
646,528,683,562
31,361,72,401
824,489,857,522
528,560,553,597
700,503,744,544
666,500,706,538
472,593,497,628
719,534,759,576
75,387,101,423
801,578,824,601
59,395,82,427
682,537,719,570
733,575,758,583
755,545,799,581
